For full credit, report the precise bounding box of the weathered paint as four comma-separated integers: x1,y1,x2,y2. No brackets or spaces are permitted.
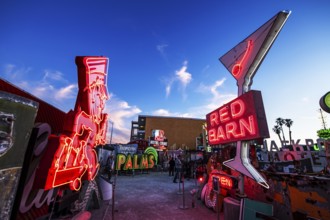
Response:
0,91,38,220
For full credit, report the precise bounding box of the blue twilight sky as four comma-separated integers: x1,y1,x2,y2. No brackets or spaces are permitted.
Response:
1,0,329,146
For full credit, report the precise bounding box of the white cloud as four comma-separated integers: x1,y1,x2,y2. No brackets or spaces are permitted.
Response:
165,60,192,99
165,84,171,98
3,64,32,80
155,76,237,122
43,69,68,83
32,84,53,98
210,79,225,95
174,78,236,119
55,84,78,100
201,65,210,74
152,108,195,118
1,63,144,144
105,94,142,144
156,44,168,57
164,79,173,98
301,96,309,103
2,64,77,111
153,109,171,116
175,60,192,88
4,64,15,75
197,78,236,109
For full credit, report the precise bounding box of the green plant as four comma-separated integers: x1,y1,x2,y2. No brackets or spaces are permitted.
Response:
317,128,330,140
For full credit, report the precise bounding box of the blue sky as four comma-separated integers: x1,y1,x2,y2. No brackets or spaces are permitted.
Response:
1,0,329,146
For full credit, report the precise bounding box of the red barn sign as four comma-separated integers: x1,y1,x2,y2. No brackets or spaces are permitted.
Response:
206,90,269,145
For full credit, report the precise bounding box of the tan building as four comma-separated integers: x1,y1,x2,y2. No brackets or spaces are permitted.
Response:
130,115,206,151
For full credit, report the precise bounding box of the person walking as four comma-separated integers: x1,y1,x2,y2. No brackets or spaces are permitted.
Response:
169,157,175,176
106,155,114,182
173,155,183,183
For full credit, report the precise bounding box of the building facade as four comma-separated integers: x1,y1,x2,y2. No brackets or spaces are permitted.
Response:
130,115,206,151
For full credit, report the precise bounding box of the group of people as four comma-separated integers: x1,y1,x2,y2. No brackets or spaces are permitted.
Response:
103,153,206,184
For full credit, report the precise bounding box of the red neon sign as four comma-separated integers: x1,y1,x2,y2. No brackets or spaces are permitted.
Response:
219,176,232,188
44,56,109,191
206,90,269,145
231,40,253,78
211,174,236,190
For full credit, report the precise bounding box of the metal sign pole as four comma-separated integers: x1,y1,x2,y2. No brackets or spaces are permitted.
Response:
177,171,182,195
111,170,118,220
179,173,189,210
212,176,221,219
102,169,118,220
217,191,220,220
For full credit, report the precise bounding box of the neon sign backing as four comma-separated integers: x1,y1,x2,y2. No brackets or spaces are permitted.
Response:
44,56,109,191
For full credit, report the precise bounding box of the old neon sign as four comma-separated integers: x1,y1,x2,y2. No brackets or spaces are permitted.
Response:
212,175,236,190
215,11,291,189
115,147,158,170
320,91,330,113
219,176,233,189
149,129,168,150
206,90,269,145
231,40,253,78
220,11,291,95
44,56,109,191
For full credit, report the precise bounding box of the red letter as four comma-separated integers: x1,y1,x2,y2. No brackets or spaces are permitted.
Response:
133,154,139,169
148,154,155,168
124,154,133,170
239,115,256,137
140,155,149,169
217,126,227,141
210,112,219,126
219,106,230,122
116,154,126,170
231,99,245,119
208,129,217,143
226,122,238,139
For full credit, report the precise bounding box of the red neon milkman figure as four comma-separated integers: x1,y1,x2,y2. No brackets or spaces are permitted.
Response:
45,56,109,191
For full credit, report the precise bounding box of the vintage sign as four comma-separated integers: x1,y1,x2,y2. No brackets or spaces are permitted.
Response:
218,175,233,189
215,11,290,189
44,56,109,191
320,91,330,113
0,92,38,220
149,129,168,151
206,90,269,145
115,144,138,155
17,123,56,219
212,174,237,190
220,10,291,94
152,129,165,141
262,138,326,152
115,147,158,171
